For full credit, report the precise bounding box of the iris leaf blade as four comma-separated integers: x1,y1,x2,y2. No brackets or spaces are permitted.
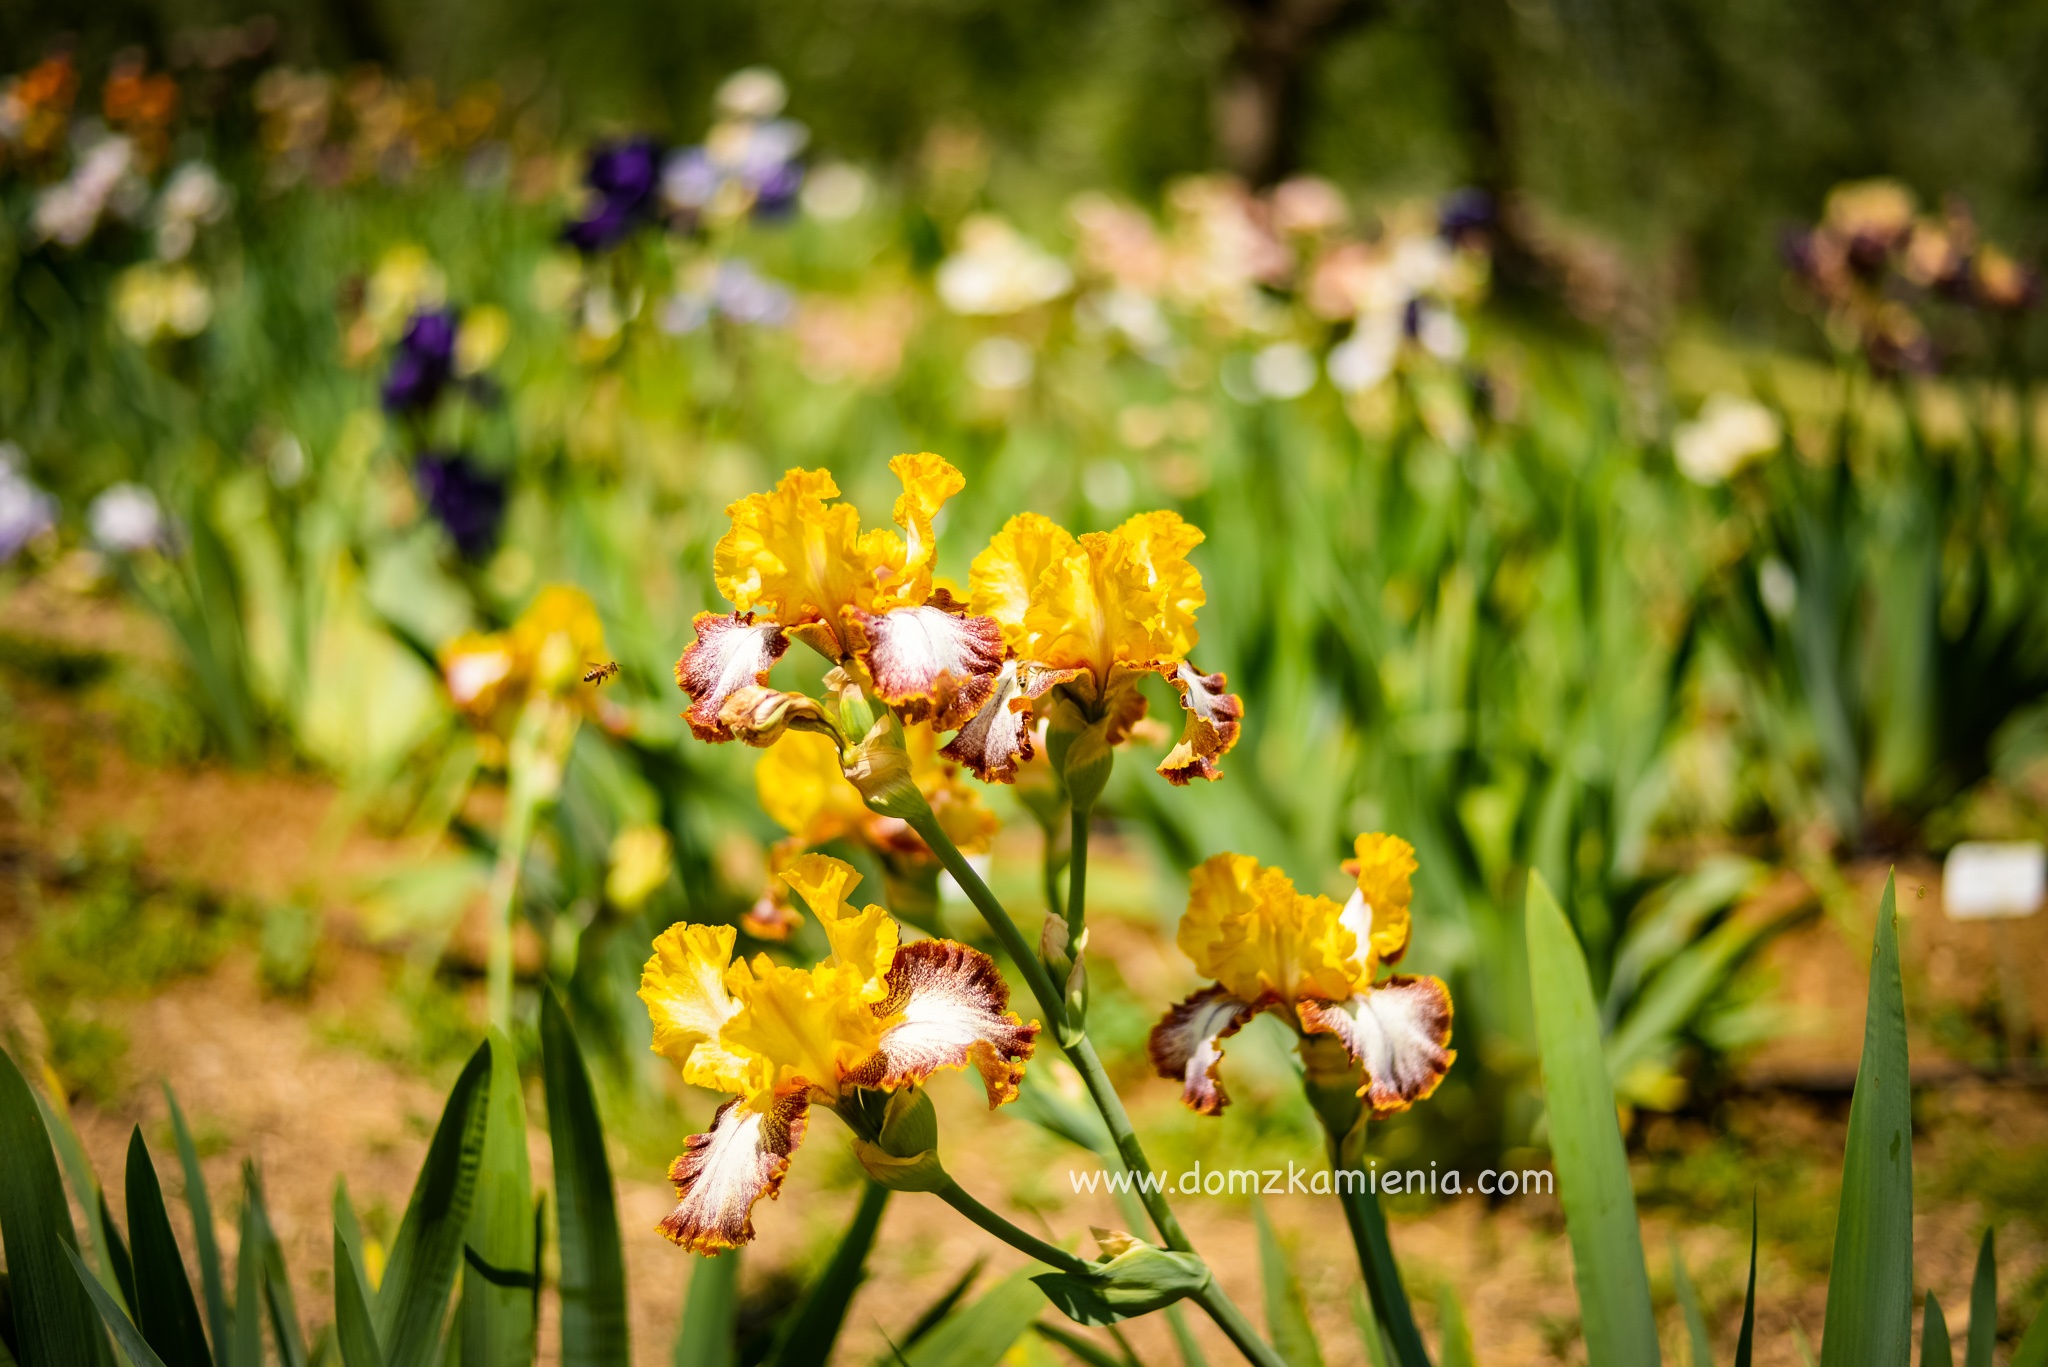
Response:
1817,873,1912,1367
541,986,630,1367
1,1042,114,1367
125,1127,215,1367
1524,871,1660,1366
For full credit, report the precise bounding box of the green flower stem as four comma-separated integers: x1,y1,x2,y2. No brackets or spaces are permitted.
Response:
1192,1280,1294,1367
934,1179,1094,1277
485,700,569,1032
1335,1180,1431,1367
484,788,540,1034
909,807,1290,1367
1302,1060,1431,1367
1066,804,1090,944
1042,821,1067,925
905,810,1066,1033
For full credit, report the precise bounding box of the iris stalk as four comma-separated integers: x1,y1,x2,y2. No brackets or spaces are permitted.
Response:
905,806,1290,1367
484,699,551,1030
1301,1039,1431,1367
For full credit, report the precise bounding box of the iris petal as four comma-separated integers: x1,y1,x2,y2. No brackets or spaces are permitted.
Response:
656,1091,809,1253
1147,984,1261,1115
1297,975,1456,1118
674,610,789,742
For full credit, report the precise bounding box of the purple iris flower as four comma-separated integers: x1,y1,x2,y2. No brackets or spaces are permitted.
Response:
752,160,803,217
1438,188,1495,245
564,136,665,253
662,147,721,213
383,309,459,414
415,451,508,561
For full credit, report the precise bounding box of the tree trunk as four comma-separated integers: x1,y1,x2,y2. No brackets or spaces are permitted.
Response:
1212,0,1373,185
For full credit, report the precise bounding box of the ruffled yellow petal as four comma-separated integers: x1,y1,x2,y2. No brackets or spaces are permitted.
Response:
1176,853,1267,985
882,452,965,605
778,853,900,993
1024,529,1163,680
1341,832,1417,969
638,923,754,1095
722,955,885,1101
967,510,1207,683
1114,510,1205,661
1176,852,1358,1006
968,513,1075,652
713,469,895,649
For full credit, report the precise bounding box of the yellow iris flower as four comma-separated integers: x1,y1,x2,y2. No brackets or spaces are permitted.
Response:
1148,833,1453,1118
439,584,612,735
676,454,1006,743
945,509,1243,785
639,854,1038,1253
675,454,1242,794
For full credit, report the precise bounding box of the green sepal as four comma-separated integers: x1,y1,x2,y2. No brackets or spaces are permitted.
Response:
1044,703,1114,814
852,1089,949,1193
1031,1229,1211,1327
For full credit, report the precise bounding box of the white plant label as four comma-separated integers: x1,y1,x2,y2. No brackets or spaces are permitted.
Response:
1943,841,2046,920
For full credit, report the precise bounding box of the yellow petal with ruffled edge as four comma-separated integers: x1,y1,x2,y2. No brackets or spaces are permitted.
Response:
1177,852,1358,1006
968,512,1076,654
638,923,755,1095
1114,510,1206,661
778,853,900,995
1024,529,1165,681
713,469,898,645
1341,832,1417,973
880,452,965,606
722,955,886,1103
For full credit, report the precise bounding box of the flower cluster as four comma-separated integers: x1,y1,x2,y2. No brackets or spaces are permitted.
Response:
440,585,611,738
562,136,664,254
672,454,1243,795
639,852,1036,1251
561,69,807,256
659,68,806,232
660,259,796,335
931,179,1490,410
252,66,510,190
3,54,233,267
1785,178,2038,373
0,54,79,167
114,263,213,344
102,56,179,170
1149,834,1454,1119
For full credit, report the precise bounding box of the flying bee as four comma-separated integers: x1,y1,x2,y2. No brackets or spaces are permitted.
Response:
582,660,620,686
